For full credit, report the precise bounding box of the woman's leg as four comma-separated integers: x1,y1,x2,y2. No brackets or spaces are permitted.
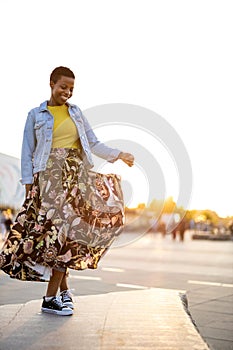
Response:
42,268,73,315
46,269,65,297
59,273,69,292
59,270,74,309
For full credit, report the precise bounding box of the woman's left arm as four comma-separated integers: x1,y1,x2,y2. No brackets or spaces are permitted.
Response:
82,112,134,167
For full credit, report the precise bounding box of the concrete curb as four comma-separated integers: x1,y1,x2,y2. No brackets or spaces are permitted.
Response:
0,288,209,350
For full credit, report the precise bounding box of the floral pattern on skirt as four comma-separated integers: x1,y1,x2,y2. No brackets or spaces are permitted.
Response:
0,148,124,281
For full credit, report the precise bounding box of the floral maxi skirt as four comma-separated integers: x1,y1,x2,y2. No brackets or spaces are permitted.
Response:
0,148,124,281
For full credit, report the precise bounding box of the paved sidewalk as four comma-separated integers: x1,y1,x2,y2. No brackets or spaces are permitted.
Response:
0,288,209,350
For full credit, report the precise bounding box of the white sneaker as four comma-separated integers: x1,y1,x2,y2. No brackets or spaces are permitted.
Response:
60,290,74,309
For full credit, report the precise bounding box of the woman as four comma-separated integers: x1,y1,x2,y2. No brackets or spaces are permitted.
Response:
0,66,134,316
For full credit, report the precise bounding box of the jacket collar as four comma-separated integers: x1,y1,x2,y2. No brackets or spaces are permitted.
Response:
39,101,76,112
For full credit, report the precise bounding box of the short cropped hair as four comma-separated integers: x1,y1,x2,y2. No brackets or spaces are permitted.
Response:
50,66,75,83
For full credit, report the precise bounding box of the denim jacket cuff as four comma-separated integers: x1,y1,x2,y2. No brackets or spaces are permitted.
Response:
20,177,34,185
107,149,122,163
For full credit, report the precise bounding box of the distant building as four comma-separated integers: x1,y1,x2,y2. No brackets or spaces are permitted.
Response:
0,153,24,210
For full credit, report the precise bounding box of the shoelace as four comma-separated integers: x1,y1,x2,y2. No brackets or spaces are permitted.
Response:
61,291,72,302
53,297,64,308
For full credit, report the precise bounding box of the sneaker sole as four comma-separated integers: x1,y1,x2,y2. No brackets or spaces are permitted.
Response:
41,307,73,316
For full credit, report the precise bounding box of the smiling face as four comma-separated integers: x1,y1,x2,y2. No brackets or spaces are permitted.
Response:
48,75,75,106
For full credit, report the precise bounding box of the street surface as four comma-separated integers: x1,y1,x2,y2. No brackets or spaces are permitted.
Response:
1,231,233,350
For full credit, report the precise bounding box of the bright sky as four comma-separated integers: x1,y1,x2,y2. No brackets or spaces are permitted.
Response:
0,0,232,217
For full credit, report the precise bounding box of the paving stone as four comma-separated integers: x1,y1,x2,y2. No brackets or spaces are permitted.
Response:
205,337,233,350
191,300,233,314
198,326,233,342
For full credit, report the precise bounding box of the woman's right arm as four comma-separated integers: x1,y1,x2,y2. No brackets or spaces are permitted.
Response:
21,111,36,185
25,184,32,198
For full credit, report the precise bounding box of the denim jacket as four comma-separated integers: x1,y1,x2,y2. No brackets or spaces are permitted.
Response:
21,101,121,185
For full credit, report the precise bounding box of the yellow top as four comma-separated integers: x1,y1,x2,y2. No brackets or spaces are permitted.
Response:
48,104,81,149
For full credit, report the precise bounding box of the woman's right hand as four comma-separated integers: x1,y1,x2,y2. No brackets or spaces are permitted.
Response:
25,184,32,198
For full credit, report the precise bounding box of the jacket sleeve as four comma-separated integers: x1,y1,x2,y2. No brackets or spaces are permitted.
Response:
21,111,36,184
81,111,121,162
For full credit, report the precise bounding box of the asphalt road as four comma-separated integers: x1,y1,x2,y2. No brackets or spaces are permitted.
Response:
1,231,233,350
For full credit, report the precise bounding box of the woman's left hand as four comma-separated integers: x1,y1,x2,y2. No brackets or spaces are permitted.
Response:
118,152,134,167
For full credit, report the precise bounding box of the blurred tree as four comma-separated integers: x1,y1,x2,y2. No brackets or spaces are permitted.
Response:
163,196,176,214
137,203,146,210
